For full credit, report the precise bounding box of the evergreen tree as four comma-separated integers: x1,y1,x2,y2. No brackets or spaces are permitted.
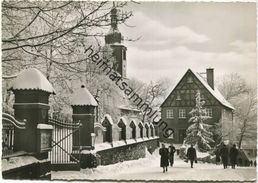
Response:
184,90,214,152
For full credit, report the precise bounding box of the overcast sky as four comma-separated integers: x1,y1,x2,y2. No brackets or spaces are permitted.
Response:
116,2,256,85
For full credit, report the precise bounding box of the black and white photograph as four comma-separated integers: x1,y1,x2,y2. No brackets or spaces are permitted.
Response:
1,0,257,182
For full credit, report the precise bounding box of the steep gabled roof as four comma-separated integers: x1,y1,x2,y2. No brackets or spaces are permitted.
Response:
161,69,235,110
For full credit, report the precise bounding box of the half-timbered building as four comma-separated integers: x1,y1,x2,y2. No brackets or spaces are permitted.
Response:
160,68,235,143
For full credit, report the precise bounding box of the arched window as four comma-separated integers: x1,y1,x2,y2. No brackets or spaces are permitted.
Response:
102,115,113,143
150,124,154,137
145,123,149,138
138,122,144,138
130,120,137,139
118,118,127,141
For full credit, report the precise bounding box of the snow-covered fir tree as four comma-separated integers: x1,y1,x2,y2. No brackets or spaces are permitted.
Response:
184,90,214,152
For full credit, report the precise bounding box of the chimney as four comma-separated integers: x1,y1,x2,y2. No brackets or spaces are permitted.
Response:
206,68,214,90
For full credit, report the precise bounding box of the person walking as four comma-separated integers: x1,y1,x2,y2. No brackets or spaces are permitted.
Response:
159,144,169,173
220,143,229,169
250,160,253,167
186,144,197,168
229,144,238,169
168,144,176,167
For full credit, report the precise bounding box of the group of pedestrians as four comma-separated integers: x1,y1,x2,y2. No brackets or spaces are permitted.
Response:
216,143,238,169
159,144,176,173
159,143,197,173
160,142,254,173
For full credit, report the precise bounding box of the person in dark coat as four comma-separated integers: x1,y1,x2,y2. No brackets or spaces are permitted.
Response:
250,160,253,167
159,144,169,173
168,144,176,167
254,160,256,167
220,143,229,169
229,144,238,169
186,144,197,168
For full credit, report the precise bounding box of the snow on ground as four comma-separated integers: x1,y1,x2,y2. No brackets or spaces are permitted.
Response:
197,151,210,158
52,149,256,181
2,155,49,172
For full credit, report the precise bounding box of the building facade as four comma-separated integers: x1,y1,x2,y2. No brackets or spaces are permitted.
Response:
160,68,235,144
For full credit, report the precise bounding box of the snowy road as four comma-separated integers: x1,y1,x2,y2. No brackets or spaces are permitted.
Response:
52,150,256,182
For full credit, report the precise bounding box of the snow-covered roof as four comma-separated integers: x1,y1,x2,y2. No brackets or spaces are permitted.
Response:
118,105,140,112
9,68,55,94
94,122,106,131
101,114,114,125
161,69,234,110
71,85,98,106
37,124,53,130
192,71,235,110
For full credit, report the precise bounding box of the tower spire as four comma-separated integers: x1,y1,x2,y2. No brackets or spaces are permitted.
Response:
110,2,118,30
105,2,122,44
103,2,127,79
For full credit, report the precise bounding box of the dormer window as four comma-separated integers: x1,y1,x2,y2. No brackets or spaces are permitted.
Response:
187,77,193,83
176,94,181,100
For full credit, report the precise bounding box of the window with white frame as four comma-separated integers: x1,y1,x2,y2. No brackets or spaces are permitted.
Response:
179,109,186,118
166,109,174,119
205,108,212,117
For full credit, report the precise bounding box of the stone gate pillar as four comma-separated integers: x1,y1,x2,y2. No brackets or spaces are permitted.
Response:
9,68,55,154
71,85,98,150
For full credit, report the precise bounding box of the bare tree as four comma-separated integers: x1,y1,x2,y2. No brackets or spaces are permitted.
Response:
2,1,133,118
217,73,248,100
128,78,173,122
217,73,257,149
232,87,257,149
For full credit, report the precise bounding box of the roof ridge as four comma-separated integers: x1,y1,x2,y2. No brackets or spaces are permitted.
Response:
161,68,235,110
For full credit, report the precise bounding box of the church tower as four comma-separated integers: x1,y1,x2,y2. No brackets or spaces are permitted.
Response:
104,3,127,78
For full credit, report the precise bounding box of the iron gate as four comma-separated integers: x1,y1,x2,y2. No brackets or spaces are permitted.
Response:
48,117,81,171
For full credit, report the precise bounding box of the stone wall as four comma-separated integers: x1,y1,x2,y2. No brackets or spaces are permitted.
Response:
97,138,159,166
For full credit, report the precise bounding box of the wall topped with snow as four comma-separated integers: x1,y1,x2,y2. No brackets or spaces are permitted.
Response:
71,85,98,106
9,68,55,94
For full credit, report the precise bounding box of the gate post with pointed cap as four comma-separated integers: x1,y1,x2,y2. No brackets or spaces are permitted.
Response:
9,68,55,154
71,85,98,150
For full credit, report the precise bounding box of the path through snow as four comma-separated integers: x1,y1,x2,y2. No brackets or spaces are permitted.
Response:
52,149,256,181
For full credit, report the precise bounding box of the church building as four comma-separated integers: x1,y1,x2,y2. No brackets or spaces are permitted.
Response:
160,68,235,144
